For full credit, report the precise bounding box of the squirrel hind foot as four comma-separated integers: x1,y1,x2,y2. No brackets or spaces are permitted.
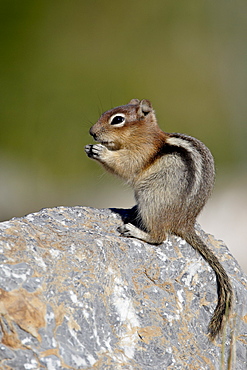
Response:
118,223,164,245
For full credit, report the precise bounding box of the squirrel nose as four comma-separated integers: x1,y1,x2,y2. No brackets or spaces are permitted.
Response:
89,127,94,136
89,127,97,140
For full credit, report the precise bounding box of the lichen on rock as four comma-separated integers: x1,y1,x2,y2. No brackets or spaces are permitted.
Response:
0,206,246,369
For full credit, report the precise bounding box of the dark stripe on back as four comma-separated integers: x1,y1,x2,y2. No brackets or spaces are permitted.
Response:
147,141,196,194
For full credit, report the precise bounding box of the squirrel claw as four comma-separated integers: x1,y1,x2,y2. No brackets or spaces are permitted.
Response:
118,223,136,238
85,144,106,159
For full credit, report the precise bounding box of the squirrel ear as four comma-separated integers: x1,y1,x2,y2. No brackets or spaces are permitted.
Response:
128,99,140,105
138,99,153,116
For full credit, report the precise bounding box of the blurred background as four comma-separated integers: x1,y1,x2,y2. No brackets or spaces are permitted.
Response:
0,0,246,271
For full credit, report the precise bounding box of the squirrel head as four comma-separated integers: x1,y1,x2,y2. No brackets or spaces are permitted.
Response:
89,99,160,150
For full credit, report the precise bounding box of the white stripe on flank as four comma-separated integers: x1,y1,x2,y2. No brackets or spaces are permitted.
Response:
166,136,203,197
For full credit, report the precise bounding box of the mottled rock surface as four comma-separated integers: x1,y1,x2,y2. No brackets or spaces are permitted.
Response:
0,206,246,370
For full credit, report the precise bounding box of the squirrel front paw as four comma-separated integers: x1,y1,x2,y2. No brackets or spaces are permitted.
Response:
85,144,107,160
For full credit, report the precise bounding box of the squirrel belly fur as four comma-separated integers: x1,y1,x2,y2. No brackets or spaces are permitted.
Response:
85,98,232,340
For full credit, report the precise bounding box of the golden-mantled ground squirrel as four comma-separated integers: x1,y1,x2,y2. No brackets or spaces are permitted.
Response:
85,98,232,339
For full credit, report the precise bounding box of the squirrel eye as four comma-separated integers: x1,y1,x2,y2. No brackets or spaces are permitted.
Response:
109,114,126,126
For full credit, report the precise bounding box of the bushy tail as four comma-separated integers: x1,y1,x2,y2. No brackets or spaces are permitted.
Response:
181,230,232,340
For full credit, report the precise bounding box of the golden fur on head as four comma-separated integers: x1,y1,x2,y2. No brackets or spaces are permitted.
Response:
90,99,160,151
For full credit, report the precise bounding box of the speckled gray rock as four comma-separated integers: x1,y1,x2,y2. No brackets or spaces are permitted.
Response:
0,206,246,370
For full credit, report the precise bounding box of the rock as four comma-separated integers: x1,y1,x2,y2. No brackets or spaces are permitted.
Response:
0,206,246,370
